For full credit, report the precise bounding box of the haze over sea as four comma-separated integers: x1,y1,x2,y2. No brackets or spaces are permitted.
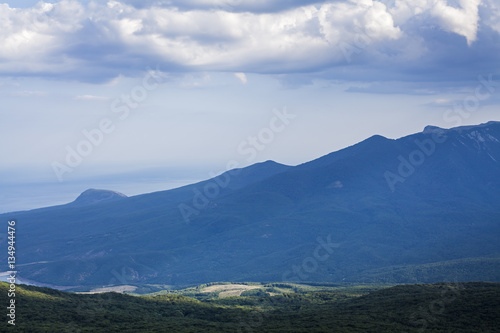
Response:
0,167,208,214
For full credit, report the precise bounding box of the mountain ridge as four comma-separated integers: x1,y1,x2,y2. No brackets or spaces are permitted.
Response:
2,121,500,287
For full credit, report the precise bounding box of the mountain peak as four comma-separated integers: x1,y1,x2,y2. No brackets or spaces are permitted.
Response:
423,125,445,134
451,121,500,133
423,121,500,135
71,189,127,207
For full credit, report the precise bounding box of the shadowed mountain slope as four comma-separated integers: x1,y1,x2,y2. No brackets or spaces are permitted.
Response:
2,121,500,287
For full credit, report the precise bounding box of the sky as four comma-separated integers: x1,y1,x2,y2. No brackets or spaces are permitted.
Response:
1,0,500,212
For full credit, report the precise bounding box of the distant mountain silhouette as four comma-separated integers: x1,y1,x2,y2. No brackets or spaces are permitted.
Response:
3,121,500,287
70,189,127,207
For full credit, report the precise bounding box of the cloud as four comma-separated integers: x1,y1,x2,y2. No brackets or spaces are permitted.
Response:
118,0,333,13
389,0,482,45
75,95,109,101
422,90,500,108
10,90,47,97
392,0,488,45
0,1,402,77
430,0,481,45
234,72,247,84
482,0,500,35
0,0,498,90
345,83,438,95
422,98,460,108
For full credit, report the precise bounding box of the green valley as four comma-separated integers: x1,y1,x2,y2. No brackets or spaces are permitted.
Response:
1,281,499,332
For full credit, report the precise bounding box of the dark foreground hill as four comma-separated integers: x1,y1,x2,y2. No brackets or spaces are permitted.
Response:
1,281,499,332
1,121,500,287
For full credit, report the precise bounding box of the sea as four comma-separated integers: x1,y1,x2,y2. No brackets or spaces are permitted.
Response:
0,166,210,214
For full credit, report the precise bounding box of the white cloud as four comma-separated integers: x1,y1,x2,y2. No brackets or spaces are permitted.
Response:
431,0,481,45
0,0,496,83
105,75,125,87
234,72,247,84
0,1,401,75
391,0,434,23
0,1,85,74
318,0,401,44
10,90,47,97
435,98,450,104
75,95,109,101
390,0,481,45
363,1,402,40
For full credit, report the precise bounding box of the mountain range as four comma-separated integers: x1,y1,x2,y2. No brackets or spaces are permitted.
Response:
2,121,500,288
